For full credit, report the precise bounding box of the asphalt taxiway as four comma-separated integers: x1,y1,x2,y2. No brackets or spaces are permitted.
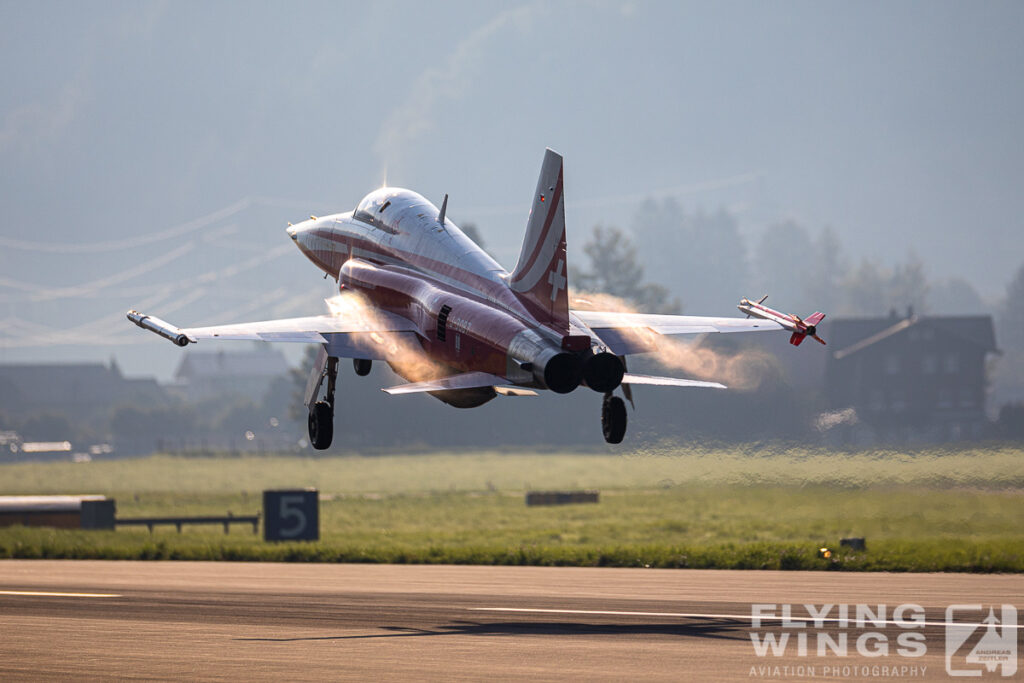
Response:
0,561,1020,681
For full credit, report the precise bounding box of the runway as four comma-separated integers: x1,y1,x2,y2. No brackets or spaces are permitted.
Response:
0,561,1020,681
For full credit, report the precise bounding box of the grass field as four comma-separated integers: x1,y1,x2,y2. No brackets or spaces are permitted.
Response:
1,446,1022,571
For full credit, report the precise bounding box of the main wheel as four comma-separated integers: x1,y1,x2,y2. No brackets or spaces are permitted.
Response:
353,358,372,376
308,401,334,450
601,395,627,444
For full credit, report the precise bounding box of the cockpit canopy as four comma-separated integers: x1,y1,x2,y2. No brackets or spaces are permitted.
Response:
352,188,435,235
348,186,506,278
353,188,389,221
352,189,396,232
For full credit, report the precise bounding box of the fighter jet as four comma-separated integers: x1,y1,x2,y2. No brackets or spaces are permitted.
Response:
129,149,821,446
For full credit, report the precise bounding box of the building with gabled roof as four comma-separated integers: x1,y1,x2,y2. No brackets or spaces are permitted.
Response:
171,347,290,401
824,311,998,443
0,359,167,419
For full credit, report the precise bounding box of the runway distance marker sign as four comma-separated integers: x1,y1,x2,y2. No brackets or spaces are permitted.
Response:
263,489,319,542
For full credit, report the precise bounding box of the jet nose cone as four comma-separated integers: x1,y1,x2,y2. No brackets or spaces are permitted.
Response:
287,217,316,240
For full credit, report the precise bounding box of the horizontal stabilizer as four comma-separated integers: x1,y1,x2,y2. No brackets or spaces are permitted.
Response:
383,371,514,395
621,373,726,389
495,387,539,397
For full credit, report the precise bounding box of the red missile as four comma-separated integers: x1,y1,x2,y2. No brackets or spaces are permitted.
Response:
737,296,827,346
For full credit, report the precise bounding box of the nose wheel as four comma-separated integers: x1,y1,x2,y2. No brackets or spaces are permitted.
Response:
601,392,627,444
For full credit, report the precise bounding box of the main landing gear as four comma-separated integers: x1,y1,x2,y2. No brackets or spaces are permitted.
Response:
599,356,631,444
307,356,338,450
306,356,374,450
308,400,333,450
602,392,627,444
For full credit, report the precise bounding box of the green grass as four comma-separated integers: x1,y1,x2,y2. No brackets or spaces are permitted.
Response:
1,446,1022,571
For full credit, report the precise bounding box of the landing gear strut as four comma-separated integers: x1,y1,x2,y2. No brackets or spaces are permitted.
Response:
601,392,627,444
308,355,338,450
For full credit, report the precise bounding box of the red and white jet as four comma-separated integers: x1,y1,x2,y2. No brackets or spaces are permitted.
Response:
129,149,822,446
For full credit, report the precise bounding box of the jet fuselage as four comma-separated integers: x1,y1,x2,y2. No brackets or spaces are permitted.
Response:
286,188,599,406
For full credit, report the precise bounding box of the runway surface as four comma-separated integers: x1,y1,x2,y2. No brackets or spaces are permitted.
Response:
1,561,1021,681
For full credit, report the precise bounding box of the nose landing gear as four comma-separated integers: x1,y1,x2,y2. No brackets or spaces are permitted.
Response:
353,358,372,376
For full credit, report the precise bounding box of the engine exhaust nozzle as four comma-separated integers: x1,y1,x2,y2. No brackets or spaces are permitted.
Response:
536,351,582,394
582,351,624,393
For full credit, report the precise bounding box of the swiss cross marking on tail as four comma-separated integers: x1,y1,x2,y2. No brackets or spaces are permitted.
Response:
547,259,566,302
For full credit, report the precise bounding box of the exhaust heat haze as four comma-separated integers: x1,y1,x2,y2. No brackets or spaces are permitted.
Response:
572,291,776,391
326,292,446,383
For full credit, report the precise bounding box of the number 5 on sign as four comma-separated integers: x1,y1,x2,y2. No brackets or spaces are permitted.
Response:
263,489,319,541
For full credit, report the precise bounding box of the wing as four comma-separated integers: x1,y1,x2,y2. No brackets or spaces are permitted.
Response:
181,311,415,342
572,310,783,335
127,307,419,361
571,310,783,355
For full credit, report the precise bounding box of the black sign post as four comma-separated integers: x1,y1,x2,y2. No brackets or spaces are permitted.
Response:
263,489,319,542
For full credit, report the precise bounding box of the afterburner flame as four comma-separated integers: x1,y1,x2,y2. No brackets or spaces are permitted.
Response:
572,290,776,392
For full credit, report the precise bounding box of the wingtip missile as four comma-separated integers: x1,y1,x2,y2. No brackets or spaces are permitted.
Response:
126,310,193,347
736,298,827,347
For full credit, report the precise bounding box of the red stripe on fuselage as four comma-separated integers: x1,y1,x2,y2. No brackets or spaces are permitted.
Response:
308,228,555,331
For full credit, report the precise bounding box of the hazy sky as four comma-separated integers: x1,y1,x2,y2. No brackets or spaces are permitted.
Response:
2,1,1022,378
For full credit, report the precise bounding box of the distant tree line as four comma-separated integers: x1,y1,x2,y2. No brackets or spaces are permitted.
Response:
0,373,302,459
597,197,991,318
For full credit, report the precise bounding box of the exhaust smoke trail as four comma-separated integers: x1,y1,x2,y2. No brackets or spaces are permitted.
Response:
326,291,447,383
571,291,777,392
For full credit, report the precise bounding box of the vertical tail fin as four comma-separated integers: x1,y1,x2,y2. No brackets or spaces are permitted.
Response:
508,148,569,333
